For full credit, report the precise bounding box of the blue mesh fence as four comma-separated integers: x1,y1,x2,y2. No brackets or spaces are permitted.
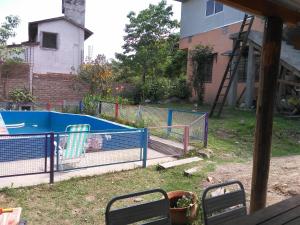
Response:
0,133,50,177
55,129,146,171
0,129,147,179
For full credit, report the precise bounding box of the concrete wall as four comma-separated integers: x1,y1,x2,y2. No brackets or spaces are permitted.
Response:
179,18,264,103
32,20,84,74
180,0,245,38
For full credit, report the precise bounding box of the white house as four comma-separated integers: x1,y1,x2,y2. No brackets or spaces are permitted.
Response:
18,0,93,75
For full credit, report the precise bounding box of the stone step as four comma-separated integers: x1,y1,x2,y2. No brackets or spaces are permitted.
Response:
149,135,194,151
158,157,202,170
149,137,183,157
184,166,202,176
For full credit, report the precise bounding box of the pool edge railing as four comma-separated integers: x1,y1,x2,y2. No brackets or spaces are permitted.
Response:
0,128,149,184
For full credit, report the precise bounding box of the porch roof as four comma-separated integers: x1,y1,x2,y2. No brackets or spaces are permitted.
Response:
218,0,300,24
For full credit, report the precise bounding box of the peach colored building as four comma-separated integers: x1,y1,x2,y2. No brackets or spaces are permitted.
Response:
177,0,300,107
176,0,264,105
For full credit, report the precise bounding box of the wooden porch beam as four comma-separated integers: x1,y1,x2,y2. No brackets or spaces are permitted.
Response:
218,0,300,24
250,16,283,213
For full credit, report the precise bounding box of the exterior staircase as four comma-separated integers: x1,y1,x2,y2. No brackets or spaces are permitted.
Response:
248,31,300,77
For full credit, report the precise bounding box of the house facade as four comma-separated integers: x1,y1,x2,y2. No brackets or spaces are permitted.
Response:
15,0,92,75
2,0,92,104
24,17,92,74
177,0,264,105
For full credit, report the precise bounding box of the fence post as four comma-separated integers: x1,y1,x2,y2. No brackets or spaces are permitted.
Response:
79,100,84,113
115,102,119,119
44,134,48,172
167,109,173,135
49,132,55,184
142,128,148,168
204,113,209,148
98,101,102,115
183,126,190,154
46,102,51,111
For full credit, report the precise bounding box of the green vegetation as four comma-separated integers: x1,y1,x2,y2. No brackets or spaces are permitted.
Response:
78,54,113,95
0,15,22,62
9,88,34,103
208,107,300,159
113,0,189,103
190,45,215,105
0,162,213,225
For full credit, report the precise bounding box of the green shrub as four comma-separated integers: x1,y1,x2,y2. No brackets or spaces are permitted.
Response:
9,88,34,103
82,94,98,115
143,77,171,102
82,94,131,116
120,83,143,104
170,76,190,99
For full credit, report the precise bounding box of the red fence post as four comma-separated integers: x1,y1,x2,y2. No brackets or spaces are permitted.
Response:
46,102,51,111
183,126,190,154
115,102,119,119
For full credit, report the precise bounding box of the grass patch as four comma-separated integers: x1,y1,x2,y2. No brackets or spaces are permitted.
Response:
207,107,300,160
0,162,213,225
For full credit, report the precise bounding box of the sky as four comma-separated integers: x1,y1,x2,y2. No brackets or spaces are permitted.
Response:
0,0,182,60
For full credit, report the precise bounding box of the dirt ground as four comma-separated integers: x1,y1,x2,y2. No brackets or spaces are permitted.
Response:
202,155,300,206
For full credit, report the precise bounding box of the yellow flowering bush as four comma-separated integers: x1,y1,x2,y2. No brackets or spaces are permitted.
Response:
79,54,113,95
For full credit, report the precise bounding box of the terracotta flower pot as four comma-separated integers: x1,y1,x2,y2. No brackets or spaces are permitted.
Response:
167,190,198,225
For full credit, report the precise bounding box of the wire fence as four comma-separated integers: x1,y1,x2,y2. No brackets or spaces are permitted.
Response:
55,129,147,172
0,100,208,150
0,129,147,183
98,102,208,148
147,125,189,159
0,133,50,177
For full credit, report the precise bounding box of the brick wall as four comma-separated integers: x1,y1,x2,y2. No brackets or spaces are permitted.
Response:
33,73,88,103
0,63,30,99
0,63,89,103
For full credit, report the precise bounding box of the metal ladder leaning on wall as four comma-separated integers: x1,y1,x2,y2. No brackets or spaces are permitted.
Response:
209,14,255,118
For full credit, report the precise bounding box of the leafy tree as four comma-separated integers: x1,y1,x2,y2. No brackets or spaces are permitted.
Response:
0,15,21,62
117,0,180,83
0,15,20,44
112,1,190,103
79,54,113,95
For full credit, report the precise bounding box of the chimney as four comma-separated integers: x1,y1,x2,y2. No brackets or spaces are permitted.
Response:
62,0,86,26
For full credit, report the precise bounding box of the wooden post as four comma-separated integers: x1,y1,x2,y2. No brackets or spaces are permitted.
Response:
49,132,55,184
115,102,119,119
183,126,190,154
228,42,239,106
250,16,283,213
245,43,256,108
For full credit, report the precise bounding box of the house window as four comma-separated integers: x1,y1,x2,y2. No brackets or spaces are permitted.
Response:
203,57,214,82
42,32,58,49
206,0,224,16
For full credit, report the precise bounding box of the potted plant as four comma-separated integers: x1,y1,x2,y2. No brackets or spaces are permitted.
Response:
167,190,198,225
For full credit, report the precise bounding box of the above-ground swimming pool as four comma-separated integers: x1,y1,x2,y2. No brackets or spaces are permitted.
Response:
1,111,133,134
0,111,145,164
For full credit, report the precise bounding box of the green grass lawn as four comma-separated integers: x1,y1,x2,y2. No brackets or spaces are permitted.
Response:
0,162,214,225
208,107,300,159
0,106,299,225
